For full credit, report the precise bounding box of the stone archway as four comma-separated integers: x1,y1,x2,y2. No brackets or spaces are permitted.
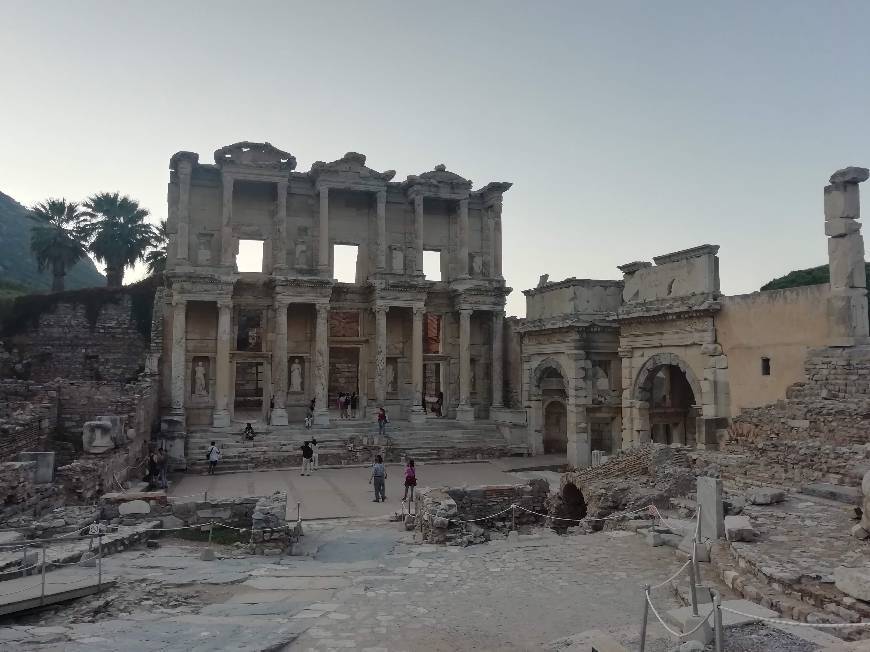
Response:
633,353,702,446
543,400,567,453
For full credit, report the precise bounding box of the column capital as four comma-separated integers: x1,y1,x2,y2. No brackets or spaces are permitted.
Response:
274,298,291,309
315,303,330,316
171,295,187,308
412,305,426,318
458,307,473,316
373,304,390,315
216,297,233,309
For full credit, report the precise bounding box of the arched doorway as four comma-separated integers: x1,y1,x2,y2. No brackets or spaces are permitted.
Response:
634,354,702,446
544,400,567,453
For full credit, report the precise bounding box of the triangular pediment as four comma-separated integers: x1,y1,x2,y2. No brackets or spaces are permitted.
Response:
214,142,297,170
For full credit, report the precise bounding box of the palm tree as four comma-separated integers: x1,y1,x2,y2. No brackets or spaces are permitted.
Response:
29,199,88,292
145,219,168,277
81,192,156,288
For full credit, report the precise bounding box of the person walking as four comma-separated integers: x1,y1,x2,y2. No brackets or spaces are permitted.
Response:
343,393,351,419
402,459,417,503
146,446,159,489
300,440,313,476
435,391,444,417
157,446,169,489
377,406,388,437
350,391,358,419
369,454,387,502
206,441,221,475
304,408,313,429
310,437,319,470
336,392,343,415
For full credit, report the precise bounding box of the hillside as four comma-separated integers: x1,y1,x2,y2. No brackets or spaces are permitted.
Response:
761,263,870,291
0,191,104,291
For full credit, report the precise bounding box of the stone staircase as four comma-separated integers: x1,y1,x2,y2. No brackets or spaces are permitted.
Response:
184,418,525,473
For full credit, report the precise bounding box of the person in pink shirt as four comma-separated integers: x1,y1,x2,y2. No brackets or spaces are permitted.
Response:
403,459,417,502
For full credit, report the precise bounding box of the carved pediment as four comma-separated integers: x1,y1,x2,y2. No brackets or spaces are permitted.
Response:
309,152,396,185
214,142,297,170
404,164,473,192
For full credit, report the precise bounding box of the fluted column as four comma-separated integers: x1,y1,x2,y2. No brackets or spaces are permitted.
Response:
491,197,504,279
213,299,232,427
374,305,389,405
271,300,289,425
273,181,288,274
318,186,330,274
176,159,193,261
220,173,235,266
414,195,424,276
457,198,469,278
170,296,187,421
410,306,425,422
376,190,387,272
491,310,504,408
456,307,474,421
313,303,330,425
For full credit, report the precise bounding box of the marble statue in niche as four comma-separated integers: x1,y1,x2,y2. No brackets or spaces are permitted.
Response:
290,358,304,393
192,358,209,397
471,253,484,277
295,240,309,268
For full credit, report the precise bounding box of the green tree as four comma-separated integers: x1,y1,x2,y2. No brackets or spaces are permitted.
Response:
29,199,88,292
145,219,168,277
81,192,156,288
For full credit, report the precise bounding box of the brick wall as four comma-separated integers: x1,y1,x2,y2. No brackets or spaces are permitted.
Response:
0,380,58,462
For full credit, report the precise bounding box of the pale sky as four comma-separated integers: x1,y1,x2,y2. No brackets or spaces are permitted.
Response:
2,1,869,316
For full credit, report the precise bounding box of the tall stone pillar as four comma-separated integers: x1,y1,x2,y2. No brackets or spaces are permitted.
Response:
170,296,187,420
176,159,193,261
491,310,504,408
414,195,424,276
492,197,503,279
220,173,235,266
313,303,330,425
318,186,330,274
376,190,387,272
410,306,425,423
457,198,469,278
273,181,288,274
374,305,389,406
456,308,475,421
212,299,233,427
271,300,289,425
825,166,870,345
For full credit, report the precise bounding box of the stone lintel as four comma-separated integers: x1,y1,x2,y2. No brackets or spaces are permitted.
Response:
617,261,652,275
522,277,623,297
652,244,720,266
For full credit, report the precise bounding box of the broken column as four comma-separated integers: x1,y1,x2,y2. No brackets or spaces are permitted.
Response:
825,166,870,345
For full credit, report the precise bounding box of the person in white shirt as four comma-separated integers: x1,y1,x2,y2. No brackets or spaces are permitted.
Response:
207,441,221,475
310,438,319,470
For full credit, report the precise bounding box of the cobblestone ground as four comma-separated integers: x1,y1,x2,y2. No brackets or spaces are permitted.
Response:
0,520,687,651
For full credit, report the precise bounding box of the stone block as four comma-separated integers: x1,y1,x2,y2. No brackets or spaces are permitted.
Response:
118,500,151,515
15,451,55,483
697,477,725,540
802,483,861,505
200,548,216,561
724,515,758,542
829,166,869,186
81,420,114,454
746,487,786,505
825,218,861,237
161,515,186,530
646,531,663,547
825,182,861,220
835,566,870,602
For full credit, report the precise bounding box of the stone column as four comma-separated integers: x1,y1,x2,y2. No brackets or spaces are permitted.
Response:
618,348,635,449
376,190,387,272
456,308,474,421
825,166,870,345
313,303,330,425
212,299,233,427
220,173,235,266
410,306,425,423
491,310,504,408
318,186,330,274
457,198,470,278
414,195,424,276
176,159,193,261
374,305,389,406
170,296,187,421
273,181,288,274
492,198,503,279
271,300,289,425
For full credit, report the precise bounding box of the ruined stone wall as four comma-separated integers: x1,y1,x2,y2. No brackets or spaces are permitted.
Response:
0,461,62,521
0,380,58,461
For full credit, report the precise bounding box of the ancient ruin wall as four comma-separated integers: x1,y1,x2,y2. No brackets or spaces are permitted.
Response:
0,380,58,461
716,283,831,412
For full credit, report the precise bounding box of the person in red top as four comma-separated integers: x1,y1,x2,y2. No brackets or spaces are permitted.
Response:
377,407,388,437
403,459,417,502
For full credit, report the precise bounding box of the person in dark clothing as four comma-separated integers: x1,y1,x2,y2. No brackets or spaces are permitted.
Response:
300,440,313,476
243,422,256,440
146,447,159,489
435,391,444,417
350,392,359,419
369,454,387,502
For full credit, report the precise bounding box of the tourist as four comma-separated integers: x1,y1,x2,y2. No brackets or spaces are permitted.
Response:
310,397,316,413
304,409,313,429
206,441,221,475
342,392,351,419
369,454,387,502
157,446,168,489
350,391,358,419
377,406,388,437
146,447,160,489
403,459,417,503
310,437,319,470
300,440,313,476
243,422,256,440
435,391,444,417
336,392,343,415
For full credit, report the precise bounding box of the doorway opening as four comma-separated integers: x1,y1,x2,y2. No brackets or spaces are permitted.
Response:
333,244,359,283
543,400,567,454
424,362,443,414
234,361,265,422
237,240,264,273
328,347,359,411
648,365,697,445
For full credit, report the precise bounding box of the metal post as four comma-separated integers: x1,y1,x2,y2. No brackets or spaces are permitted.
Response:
688,547,699,617
97,533,103,590
297,501,301,522
40,544,47,605
208,522,214,548
512,504,516,531
639,584,650,652
713,591,724,652
693,503,703,583
204,490,208,503
21,544,27,577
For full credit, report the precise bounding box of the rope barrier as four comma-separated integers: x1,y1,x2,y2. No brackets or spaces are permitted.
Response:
649,559,692,591
719,606,870,629
646,591,714,638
